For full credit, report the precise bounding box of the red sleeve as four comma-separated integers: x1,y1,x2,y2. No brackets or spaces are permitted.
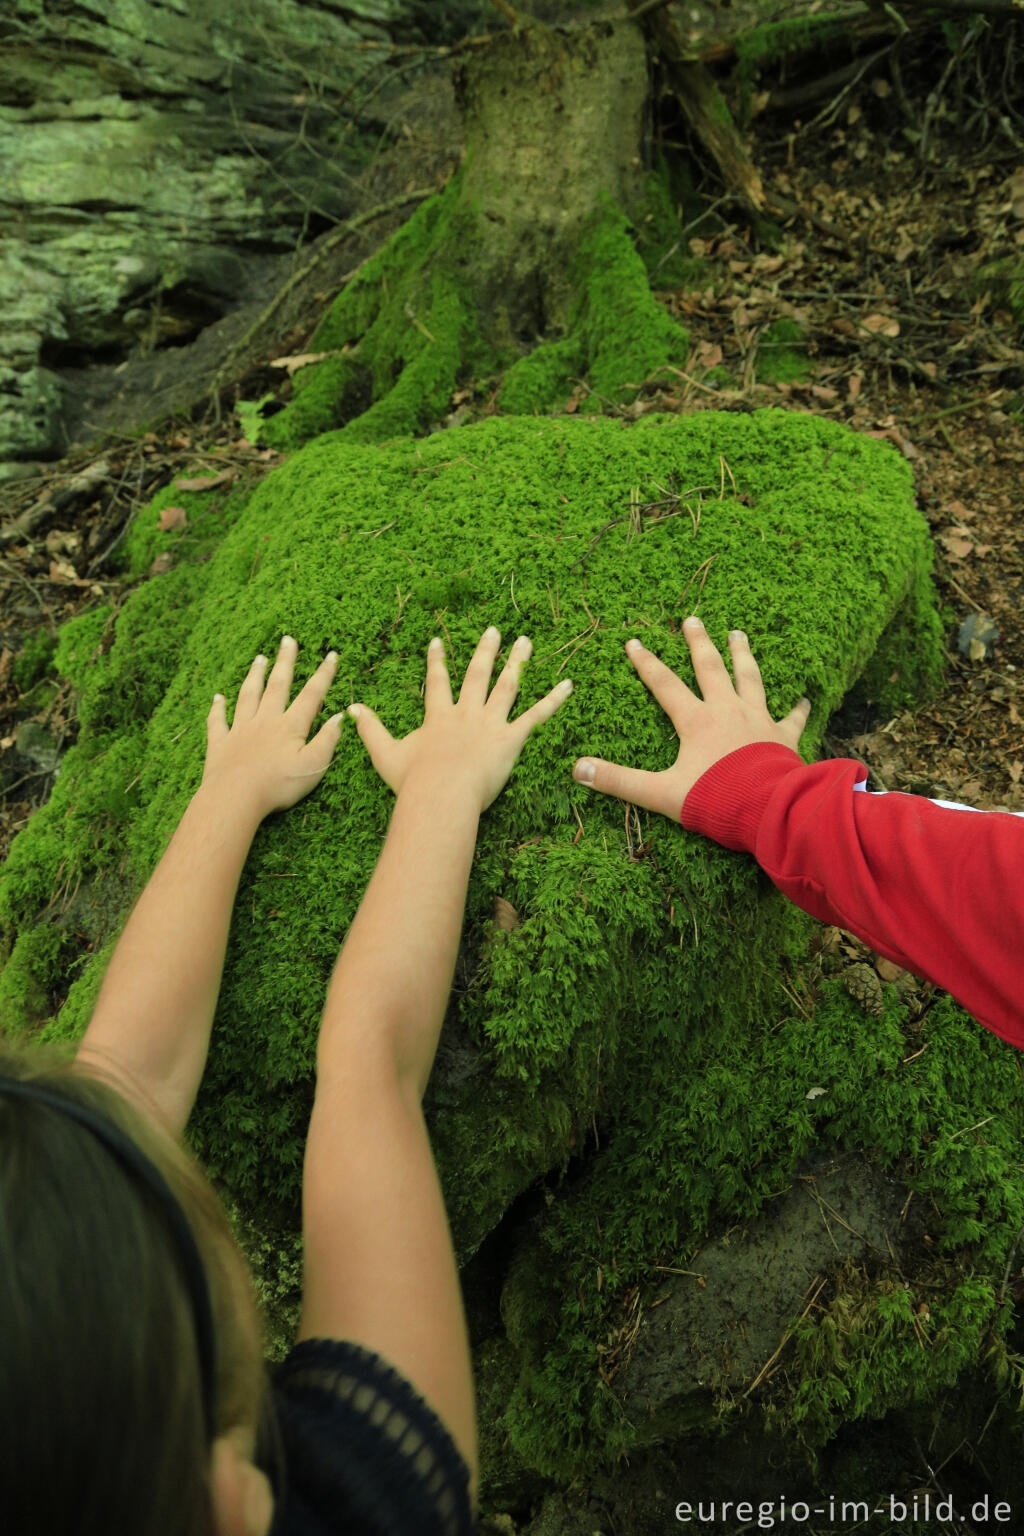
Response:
680,741,1024,1051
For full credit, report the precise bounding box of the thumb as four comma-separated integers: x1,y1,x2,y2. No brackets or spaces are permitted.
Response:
779,696,812,748
347,703,401,789
573,757,678,819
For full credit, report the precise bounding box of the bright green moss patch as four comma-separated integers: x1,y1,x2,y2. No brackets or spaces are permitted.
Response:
3,409,984,1496
257,167,691,443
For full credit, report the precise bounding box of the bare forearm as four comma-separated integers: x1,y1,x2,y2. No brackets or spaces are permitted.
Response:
317,770,480,1099
77,783,260,1137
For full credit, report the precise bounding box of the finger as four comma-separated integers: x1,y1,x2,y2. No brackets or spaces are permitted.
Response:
510,674,573,748
346,702,402,789
488,634,532,718
727,629,767,711
626,637,698,734
302,708,346,771
458,626,501,707
572,756,681,821
778,695,812,748
262,633,298,711
425,636,453,712
682,615,734,702
234,653,269,722
287,651,339,735
206,692,229,744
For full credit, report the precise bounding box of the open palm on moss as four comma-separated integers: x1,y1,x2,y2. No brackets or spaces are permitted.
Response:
204,621,811,824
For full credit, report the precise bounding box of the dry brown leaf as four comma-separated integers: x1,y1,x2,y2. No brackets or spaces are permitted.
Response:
493,896,521,932
174,470,235,492
862,314,900,338
159,506,188,532
938,533,974,559
848,374,863,401
269,347,351,378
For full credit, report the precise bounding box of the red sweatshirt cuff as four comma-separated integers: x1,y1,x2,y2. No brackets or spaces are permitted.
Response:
681,742,827,851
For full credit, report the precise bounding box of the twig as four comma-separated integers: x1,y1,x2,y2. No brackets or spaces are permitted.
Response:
997,1219,1024,1304
744,1275,827,1396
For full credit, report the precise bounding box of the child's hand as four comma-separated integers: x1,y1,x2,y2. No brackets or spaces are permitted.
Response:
349,619,811,820
202,636,342,820
348,627,571,814
572,617,811,817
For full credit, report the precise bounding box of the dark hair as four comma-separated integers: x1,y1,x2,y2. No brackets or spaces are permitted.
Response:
0,1035,284,1535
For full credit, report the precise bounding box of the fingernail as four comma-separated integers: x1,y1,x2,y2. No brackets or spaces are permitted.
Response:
626,638,642,653
574,759,595,783
429,637,442,650
685,615,703,632
729,630,746,643
801,697,811,709
485,626,500,640
348,704,361,719
326,651,338,664
254,654,267,666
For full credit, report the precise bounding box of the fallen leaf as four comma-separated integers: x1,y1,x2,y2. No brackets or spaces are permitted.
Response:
862,313,901,338
848,373,863,401
938,533,974,559
159,505,188,532
805,1086,827,1100
269,347,352,378
174,470,235,492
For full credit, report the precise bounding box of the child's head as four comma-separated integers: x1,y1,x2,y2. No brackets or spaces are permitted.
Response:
0,1038,282,1535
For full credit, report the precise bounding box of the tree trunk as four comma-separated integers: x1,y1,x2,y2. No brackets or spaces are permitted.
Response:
257,16,692,451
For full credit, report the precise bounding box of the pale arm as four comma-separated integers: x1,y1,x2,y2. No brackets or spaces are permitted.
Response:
76,781,262,1142
305,764,481,1501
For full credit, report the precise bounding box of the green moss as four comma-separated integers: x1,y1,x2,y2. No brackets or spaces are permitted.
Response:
0,410,959,1489
12,629,56,692
261,169,487,451
262,167,690,439
756,317,811,385
632,155,708,291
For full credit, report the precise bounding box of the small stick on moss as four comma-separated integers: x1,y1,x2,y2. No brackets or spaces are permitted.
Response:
743,1275,827,1397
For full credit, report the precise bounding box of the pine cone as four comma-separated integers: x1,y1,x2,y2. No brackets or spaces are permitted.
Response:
842,962,884,1015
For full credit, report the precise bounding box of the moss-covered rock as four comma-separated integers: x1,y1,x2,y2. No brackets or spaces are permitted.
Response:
6,407,1016,1508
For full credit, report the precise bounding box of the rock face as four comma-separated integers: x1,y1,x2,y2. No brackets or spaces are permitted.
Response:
0,0,438,463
